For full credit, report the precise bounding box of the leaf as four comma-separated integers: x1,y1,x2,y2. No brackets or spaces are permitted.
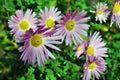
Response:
45,69,56,80
17,76,25,80
25,67,36,80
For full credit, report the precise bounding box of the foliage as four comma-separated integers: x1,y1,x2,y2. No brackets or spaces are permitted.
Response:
0,0,120,80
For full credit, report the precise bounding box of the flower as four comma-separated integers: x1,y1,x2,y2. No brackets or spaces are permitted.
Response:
8,9,38,42
83,56,106,80
110,0,120,28
55,8,90,46
18,28,62,66
86,32,108,58
74,40,88,58
95,3,110,23
39,7,62,29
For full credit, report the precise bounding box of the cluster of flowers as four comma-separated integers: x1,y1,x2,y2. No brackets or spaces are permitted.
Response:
8,0,120,80
74,32,107,80
74,0,120,79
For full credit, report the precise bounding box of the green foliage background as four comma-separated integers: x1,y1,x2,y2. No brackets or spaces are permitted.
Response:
0,0,120,80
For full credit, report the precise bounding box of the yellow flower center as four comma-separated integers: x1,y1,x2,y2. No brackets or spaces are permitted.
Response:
77,46,81,52
45,18,55,28
113,2,120,14
97,9,103,15
88,62,96,70
30,34,43,47
87,46,95,56
65,19,75,31
19,20,30,31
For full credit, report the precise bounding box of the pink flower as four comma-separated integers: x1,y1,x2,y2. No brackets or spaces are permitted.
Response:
83,56,106,80
86,32,108,58
55,8,90,46
8,9,38,42
95,3,110,23
19,28,62,66
74,41,88,58
110,0,120,28
38,7,62,29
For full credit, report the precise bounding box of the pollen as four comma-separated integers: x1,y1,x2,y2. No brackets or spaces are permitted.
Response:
97,9,103,15
31,34,43,47
77,46,81,52
19,19,30,31
65,19,75,31
87,46,95,56
113,2,120,14
88,62,96,70
46,18,55,28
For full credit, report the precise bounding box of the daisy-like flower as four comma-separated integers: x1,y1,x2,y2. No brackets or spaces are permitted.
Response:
18,28,61,66
86,32,108,58
110,0,120,28
74,40,87,58
8,9,38,42
39,7,62,29
95,3,110,23
83,56,106,80
55,8,90,46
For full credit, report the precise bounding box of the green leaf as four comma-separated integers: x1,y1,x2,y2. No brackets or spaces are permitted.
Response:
17,76,25,80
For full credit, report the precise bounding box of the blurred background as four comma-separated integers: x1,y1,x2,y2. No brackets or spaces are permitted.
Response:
0,0,120,80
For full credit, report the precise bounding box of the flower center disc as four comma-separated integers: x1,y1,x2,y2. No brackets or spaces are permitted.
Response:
87,46,94,56
77,46,81,52
97,9,103,15
88,62,96,70
46,18,55,28
19,20,30,31
113,2,120,14
31,34,43,47
65,19,75,31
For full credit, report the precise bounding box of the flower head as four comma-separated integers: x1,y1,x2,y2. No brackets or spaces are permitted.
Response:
95,3,110,23
8,9,38,42
83,56,106,80
18,28,61,66
74,40,88,57
86,32,108,58
110,0,120,28
55,8,90,46
39,7,62,29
